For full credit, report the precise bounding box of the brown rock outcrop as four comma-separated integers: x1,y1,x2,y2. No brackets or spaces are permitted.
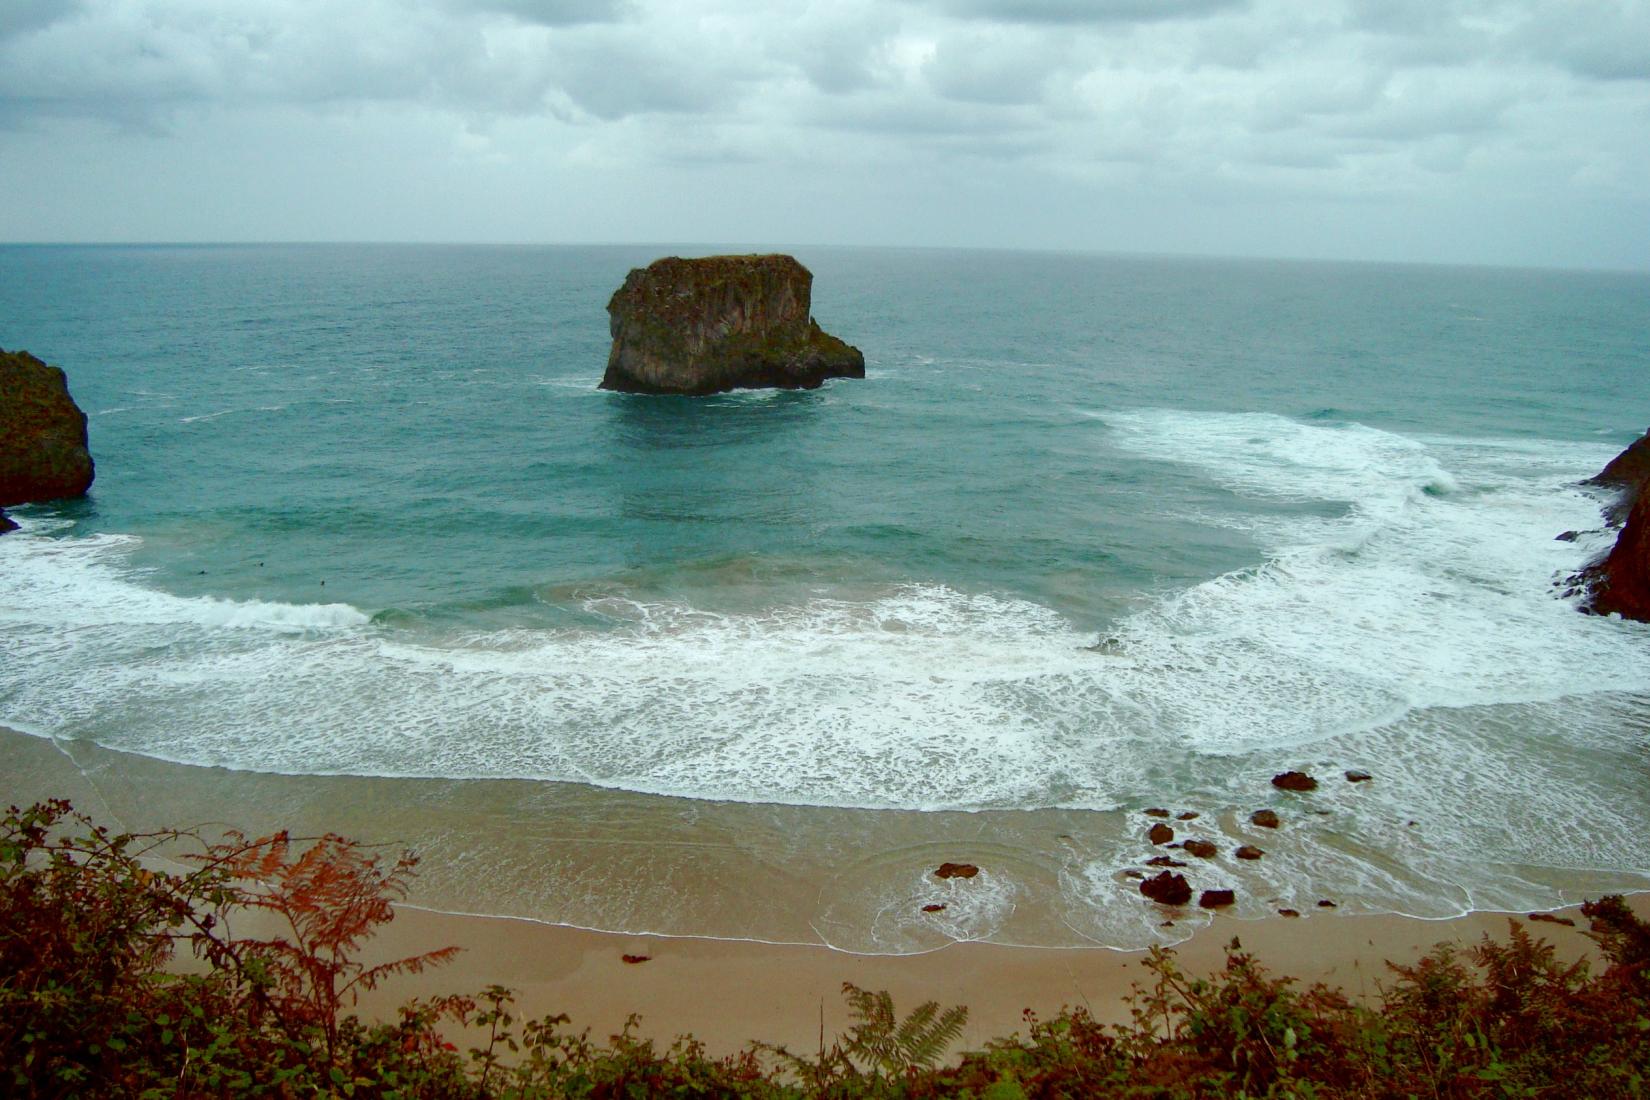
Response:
1272,771,1318,792
1,347,95,507
1198,889,1235,909
1586,428,1650,523
600,255,865,395
1578,429,1650,621
0,508,15,534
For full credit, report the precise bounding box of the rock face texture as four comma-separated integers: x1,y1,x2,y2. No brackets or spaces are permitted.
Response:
1,347,95,508
1582,431,1650,622
1587,429,1650,523
600,255,865,395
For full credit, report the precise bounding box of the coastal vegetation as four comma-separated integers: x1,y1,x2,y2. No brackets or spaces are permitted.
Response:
4,799,1647,1098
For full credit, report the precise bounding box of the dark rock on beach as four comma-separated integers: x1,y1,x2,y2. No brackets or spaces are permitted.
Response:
1198,889,1236,909
1278,908,1300,918
1234,845,1264,861
0,508,15,535
1145,855,1187,867
1140,871,1192,906
1250,809,1281,829
0,347,95,507
933,862,979,879
1345,770,1372,783
599,254,864,395
1143,807,1171,818
1176,812,1199,821
1148,823,1174,845
1182,839,1218,859
921,904,947,913
1272,771,1318,792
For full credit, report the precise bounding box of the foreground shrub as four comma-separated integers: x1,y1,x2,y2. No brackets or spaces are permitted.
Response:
4,798,1648,1098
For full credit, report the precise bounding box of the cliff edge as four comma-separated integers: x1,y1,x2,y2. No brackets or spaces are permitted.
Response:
599,255,865,395
0,346,95,512
1578,428,1650,621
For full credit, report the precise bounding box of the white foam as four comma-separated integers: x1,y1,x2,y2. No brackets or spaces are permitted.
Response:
1,415,1645,817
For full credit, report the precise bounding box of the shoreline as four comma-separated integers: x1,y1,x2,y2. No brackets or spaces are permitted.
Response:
7,722,1648,1055
354,894,1650,1058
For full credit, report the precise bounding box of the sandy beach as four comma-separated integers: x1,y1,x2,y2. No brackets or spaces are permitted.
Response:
7,722,1644,1060
352,895,1650,1058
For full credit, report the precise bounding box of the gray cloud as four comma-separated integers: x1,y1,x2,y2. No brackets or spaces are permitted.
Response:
0,0,1644,268
933,0,1245,24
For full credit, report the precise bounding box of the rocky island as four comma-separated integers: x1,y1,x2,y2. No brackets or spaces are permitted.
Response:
599,254,865,395
0,346,95,533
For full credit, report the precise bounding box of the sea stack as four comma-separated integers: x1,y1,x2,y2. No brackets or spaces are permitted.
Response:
599,254,865,395
1580,429,1650,621
0,347,95,515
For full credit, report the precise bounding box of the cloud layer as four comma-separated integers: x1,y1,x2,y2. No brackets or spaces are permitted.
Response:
1,0,1646,267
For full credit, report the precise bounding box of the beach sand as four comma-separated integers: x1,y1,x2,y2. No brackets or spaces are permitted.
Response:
6,723,1644,1057
355,895,1650,1058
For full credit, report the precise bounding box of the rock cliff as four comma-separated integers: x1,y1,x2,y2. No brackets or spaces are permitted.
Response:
1581,429,1650,621
1586,428,1650,524
0,346,96,509
1587,489,1650,621
599,255,865,395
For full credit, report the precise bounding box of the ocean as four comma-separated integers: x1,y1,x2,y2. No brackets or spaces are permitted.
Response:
2,243,1647,952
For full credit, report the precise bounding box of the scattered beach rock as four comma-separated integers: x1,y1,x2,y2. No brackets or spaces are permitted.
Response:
1143,807,1171,818
1527,912,1575,927
1176,811,1199,821
1145,855,1187,868
0,508,15,535
1278,908,1300,918
1271,771,1318,791
1555,530,1580,542
1317,899,1337,908
921,904,947,913
1198,889,1236,909
1122,870,1144,879
1234,845,1264,861
599,254,865,394
0,346,95,507
620,954,651,964
1250,809,1281,829
1139,871,1192,906
1182,839,1218,859
934,862,979,879
1148,823,1175,845
1345,770,1372,783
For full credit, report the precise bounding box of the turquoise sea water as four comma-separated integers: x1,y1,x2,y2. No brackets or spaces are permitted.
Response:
3,244,1648,950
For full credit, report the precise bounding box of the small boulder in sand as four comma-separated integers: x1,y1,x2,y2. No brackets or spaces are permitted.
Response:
1345,770,1372,783
1250,809,1281,829
1234,845,1264,861
1143,807,1171,818
1145,855,1187,868
1198,889,1236,909
1148,823,1174,845
1272,771,1318,791
1182,839,1218,859
921,904,947,913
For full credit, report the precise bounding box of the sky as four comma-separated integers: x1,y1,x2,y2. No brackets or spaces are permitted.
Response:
1,0,1647,269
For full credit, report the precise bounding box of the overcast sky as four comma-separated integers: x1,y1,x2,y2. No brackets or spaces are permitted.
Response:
1,0,1646,268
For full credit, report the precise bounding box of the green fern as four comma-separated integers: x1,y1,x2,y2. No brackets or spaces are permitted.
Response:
839,982,969,1076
